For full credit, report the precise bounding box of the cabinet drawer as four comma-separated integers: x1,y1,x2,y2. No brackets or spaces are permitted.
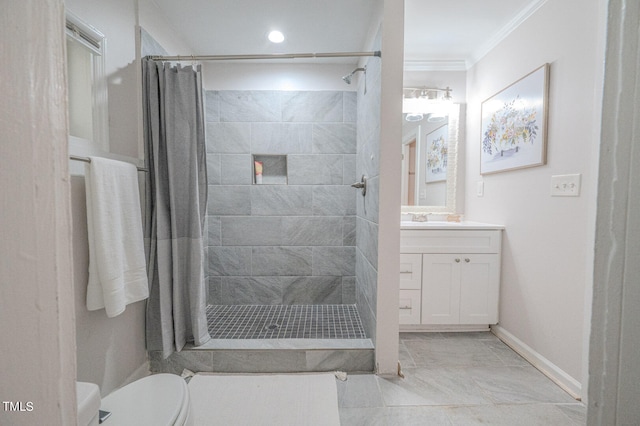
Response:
400,254,422,289
399,290,421,325
401,230,502,254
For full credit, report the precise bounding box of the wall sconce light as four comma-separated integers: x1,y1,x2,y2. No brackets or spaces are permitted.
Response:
402,86,453,122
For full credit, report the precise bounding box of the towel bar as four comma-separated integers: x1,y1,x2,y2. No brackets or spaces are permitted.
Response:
70,155,148,172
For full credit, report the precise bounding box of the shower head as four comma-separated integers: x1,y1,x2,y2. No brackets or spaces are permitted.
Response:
342,67,366,85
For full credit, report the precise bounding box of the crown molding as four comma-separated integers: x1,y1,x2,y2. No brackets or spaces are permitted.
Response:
404,0,547,72
403,59,467,72
467,0,548,68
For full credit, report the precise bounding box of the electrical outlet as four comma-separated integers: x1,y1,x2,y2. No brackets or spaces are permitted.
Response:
551,174,581,197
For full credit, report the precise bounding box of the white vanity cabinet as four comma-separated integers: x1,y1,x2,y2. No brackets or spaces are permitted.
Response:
399,222,503,329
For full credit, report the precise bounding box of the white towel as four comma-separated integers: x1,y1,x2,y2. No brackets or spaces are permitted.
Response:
84,157,148,318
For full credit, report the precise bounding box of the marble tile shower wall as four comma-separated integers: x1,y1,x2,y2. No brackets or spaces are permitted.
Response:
355,43,382,343
204,90,358,306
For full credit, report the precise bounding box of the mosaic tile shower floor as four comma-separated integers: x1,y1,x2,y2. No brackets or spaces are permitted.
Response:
206,304,367,339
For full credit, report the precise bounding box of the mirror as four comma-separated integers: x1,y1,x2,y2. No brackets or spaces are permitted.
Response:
401,104,460,214
402,0,468,216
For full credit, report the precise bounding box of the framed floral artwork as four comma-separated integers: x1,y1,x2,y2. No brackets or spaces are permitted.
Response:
425,124,448,183
480,64,549,174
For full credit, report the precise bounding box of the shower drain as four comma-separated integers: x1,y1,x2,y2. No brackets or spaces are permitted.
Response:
264,324,280,331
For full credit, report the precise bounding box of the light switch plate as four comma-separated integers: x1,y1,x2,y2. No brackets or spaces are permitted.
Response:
477,181,484,197
551,174,581,196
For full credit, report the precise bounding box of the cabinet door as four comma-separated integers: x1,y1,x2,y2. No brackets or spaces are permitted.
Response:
400,254,422,290
421,254,461,324
459,254,500,324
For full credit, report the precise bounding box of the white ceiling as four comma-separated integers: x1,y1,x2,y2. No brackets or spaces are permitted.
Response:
152,0,378,62
153,0,539,68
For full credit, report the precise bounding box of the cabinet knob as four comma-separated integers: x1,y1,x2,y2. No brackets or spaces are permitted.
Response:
455,258,460,263
465,258,470,263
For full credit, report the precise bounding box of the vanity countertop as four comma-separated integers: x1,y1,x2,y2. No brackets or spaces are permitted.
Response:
400,221,504,230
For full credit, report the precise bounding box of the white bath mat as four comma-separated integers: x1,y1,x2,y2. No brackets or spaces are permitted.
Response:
188,373,340,426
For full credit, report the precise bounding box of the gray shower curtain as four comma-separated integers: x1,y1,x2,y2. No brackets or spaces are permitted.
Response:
142,59,210,358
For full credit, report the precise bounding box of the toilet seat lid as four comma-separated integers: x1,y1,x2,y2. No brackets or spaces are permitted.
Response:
101,374,189,426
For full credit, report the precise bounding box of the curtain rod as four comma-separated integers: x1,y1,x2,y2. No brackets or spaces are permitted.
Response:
70,155,148,172
144,50,381,62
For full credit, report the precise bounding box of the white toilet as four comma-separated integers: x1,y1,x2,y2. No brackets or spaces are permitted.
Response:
77,374,193,426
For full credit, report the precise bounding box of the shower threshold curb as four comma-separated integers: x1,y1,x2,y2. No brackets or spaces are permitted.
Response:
187,338,374,351
151,340,376,374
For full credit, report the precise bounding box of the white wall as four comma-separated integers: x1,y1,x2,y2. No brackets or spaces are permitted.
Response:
0,0,76,423
376,0,403,376
465,0,605,393
65,0,139,159
202,63,359,91
65,0,146,396
138,0,193,57
66,0,193,396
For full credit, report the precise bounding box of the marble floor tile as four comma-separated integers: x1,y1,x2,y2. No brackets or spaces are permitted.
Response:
482,339,532,367
339,407,386,426
402,338,505,368
338,333,579,425
377,367,492,406
440,331,500,341
399,331,446,341
340,406,455,426
384,406,454,426
178,331,581,425
555,403,587,425
466,365,578,404
398,341,416,369
446,403,582,426
337,374,384,408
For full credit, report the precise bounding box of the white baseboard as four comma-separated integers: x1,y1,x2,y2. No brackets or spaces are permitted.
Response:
491,324,582,400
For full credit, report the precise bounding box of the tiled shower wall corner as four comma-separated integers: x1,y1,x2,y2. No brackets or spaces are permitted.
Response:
355,35,382,343
204,90,358,306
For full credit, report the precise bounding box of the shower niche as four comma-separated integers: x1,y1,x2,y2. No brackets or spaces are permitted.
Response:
252,154,287,185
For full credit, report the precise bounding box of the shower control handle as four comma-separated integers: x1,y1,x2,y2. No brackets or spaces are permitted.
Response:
351,175,367,196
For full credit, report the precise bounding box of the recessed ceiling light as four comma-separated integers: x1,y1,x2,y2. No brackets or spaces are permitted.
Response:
268,30,285,44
